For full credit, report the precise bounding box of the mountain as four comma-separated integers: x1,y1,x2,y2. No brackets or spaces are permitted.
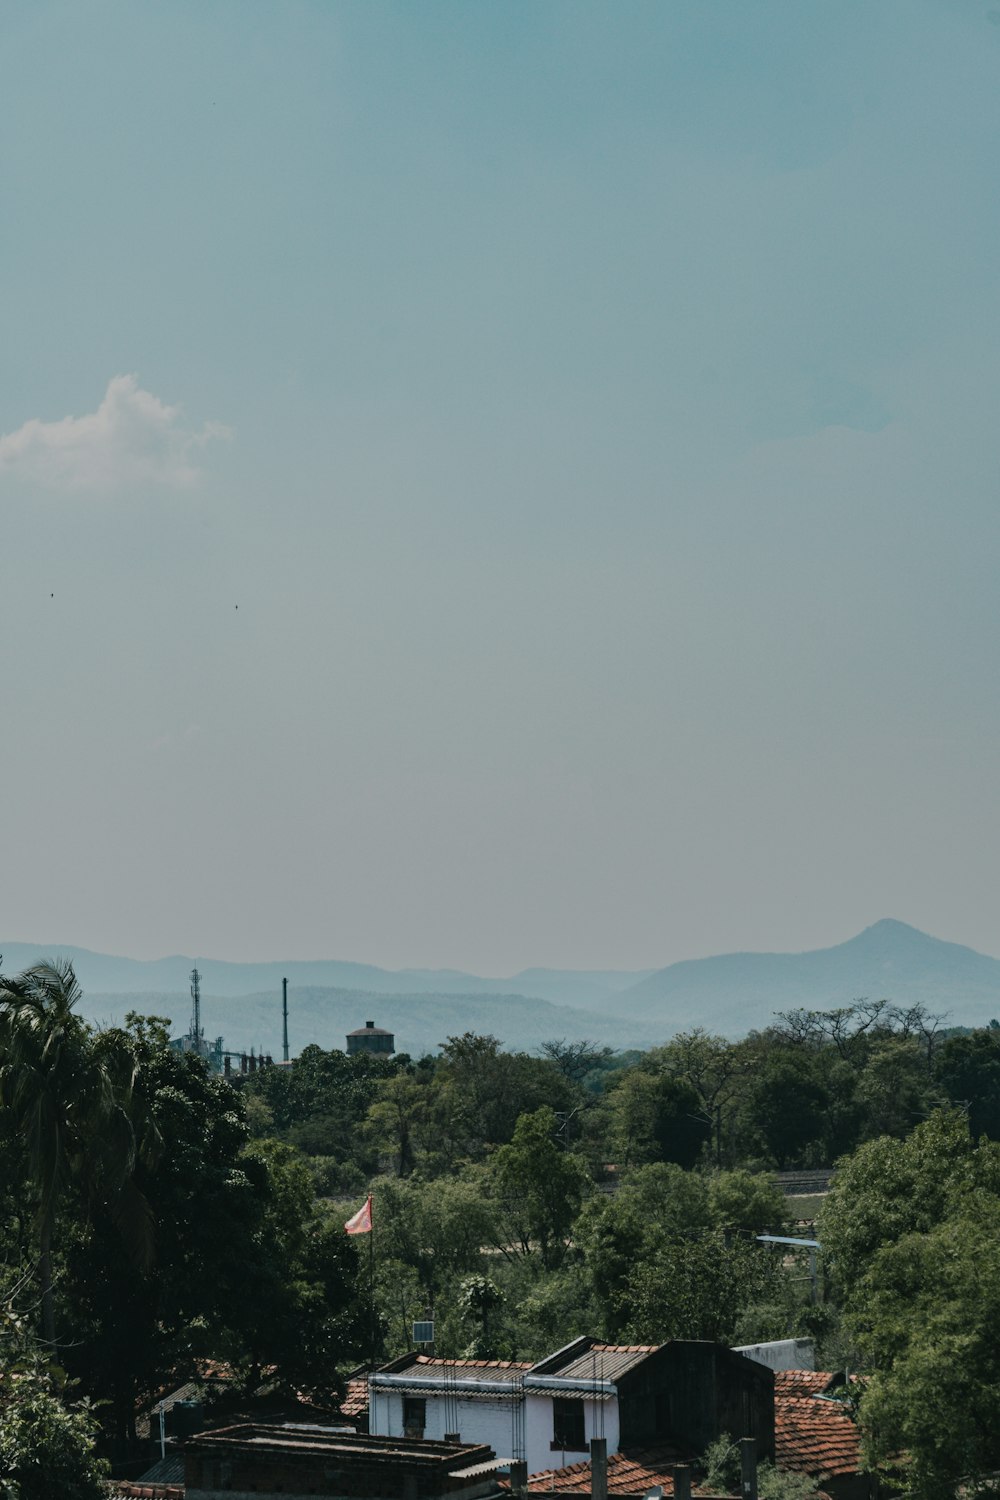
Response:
6,920,1000,1055
0,943,648,1011
617,919,1000,1034
73,986,666,1059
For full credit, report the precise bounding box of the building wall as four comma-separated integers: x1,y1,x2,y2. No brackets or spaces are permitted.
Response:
370,1388,521,1461
346,1031,395,1055
640,1344,774,1460
368,1387,620,1477
524,1393,619,1477
734,1340,815,1373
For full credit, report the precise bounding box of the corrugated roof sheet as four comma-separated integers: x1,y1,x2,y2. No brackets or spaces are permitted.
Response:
382,1354,532,1385
135,1454,185,1484
537,1342,660,1384
775,1394,862,1478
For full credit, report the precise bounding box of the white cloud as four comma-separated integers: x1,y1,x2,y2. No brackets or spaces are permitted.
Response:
0,375,231,491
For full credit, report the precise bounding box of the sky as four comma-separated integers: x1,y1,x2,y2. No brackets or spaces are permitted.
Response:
1,0,999,975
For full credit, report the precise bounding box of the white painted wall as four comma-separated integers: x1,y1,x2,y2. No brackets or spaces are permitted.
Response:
368,1385,621,1477
524,1393,619,1477
369,1387,522,1459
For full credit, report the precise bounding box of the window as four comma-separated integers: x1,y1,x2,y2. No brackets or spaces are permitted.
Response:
403,1397,426,1437
552,1397,586,1452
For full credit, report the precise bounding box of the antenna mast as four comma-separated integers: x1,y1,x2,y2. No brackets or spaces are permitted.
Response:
190,968,202,1051
282,977,289,1063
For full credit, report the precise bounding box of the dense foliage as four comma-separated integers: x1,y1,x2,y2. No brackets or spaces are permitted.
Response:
821,1110,1000,1499
3,956,999,1493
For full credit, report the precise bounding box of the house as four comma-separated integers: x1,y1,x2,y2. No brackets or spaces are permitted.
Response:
369,1355,532,1458
525,1372,873,1500
182,1426,506,1500
369,1338,774,1478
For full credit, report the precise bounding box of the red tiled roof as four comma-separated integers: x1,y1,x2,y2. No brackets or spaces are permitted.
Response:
775,1394,862,1478
774,1370,837,1396
526,1447,697,1496
341,1376,369,1418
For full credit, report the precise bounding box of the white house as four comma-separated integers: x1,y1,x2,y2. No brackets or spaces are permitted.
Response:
368,1337,773,1479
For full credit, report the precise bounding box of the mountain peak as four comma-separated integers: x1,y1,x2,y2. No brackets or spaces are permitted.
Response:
846,918,966,957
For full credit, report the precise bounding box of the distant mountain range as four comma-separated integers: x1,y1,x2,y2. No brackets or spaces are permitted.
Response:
3,919,999,1057
0,943,650,1009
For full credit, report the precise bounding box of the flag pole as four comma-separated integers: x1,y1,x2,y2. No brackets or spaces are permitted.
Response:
369,1195,376,1369
345,1193,377,1369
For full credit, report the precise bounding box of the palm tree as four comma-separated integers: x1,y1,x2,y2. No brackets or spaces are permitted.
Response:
0,959,152,1348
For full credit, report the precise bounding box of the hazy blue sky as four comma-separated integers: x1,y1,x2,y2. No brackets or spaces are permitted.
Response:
2,0,999,973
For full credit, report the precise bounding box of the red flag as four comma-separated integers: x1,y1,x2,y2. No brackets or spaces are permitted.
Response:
345,1194,373,1235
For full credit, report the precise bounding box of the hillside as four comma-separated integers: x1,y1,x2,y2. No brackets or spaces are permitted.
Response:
0,942,647,1011
8,919,1000,1054
75,985,667,1058
618,919,1000,1034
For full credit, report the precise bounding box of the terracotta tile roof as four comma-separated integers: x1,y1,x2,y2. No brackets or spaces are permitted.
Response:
341,1375,369,1418
775,1394,862,1478
774,1370,837,1396
525,1446,698,1495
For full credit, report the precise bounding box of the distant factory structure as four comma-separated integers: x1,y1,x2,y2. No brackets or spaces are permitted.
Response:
169,968,224,1072
346,1019,395,1056
170,967,277,1077
170,970,395,1072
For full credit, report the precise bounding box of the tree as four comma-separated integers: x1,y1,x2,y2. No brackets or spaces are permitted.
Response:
706,1170,787,1235
575,1162,713,1332
703,1434,820,1500
625,1232,780,1344
0,1369,108,1500
434,1035,579,1158
821,1110,1000,1497
0,1291,108,1500
851,1209,1000,1498
936,1029,1000,1140
604,1069,710,1170
488,1107,588,1269
366,1073,431,1176
853,1036,938,1141
743,1050,830,1169
0,962,150,1349
651,1031,751,1167
458,1274,504,1357
819,1108,998,1294
371,1174,498,1304
61,1018,367,1443
540,1039,614,1088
